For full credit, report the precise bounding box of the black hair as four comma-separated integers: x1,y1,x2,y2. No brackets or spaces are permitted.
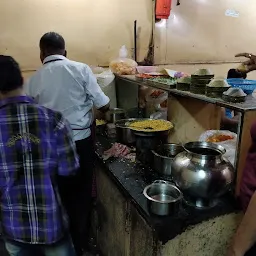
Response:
227,69,247,79
0,55,23,93
39,32,65,52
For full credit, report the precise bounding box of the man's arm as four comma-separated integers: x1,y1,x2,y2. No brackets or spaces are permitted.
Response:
55,113,79,176
235,53,256,72
82,65,110,112
99,102,110,113
228,192,256,256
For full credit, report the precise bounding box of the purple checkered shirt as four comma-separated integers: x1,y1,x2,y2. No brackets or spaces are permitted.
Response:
0,96,79,244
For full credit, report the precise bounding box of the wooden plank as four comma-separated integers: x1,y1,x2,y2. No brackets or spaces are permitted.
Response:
130,205,160,256
167,95,221,143
118,76,256,112
235,111,256,195
95,165,130,256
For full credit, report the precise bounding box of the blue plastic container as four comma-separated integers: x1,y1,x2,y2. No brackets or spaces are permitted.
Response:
226,79,256,95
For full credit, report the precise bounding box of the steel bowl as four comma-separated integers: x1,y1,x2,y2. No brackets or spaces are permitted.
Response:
115,118,136,145
143,180,183,216
152,144,184,176
105,108,126,123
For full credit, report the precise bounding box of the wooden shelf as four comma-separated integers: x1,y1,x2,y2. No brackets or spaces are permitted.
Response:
117,75,256,113
116,75,256,195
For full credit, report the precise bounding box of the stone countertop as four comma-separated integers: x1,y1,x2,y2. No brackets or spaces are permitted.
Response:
95,135,239,244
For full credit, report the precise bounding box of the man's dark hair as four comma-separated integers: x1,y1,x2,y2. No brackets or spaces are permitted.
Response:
227,69,247,79
0,55,23,93
39,32,65,53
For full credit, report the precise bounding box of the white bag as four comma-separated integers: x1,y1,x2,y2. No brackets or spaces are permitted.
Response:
199,130,237,166
90,66,105,74
95,70,115,88
150,110,167,120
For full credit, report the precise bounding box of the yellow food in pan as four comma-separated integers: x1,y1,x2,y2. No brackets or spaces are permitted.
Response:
129,120,173,132
96,119,106,126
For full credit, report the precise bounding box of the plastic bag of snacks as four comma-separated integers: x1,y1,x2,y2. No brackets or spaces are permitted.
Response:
146,90,168,105
199,130,237,166
109,45,138,75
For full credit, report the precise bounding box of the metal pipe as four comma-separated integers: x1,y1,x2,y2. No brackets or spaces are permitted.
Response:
134,20,137,62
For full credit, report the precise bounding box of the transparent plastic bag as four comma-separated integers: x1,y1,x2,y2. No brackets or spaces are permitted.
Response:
139,86,154,108
109,45,138,75
95,70,115,88
150,109,167,120
145,91,168,117
90,66,105,74
145,90,168,105
199,130,237,166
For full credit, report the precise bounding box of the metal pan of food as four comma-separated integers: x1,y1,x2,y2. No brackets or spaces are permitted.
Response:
96,119,107,135
127,118,173,137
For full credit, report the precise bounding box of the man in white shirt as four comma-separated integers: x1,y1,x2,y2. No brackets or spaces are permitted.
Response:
26,32,110,256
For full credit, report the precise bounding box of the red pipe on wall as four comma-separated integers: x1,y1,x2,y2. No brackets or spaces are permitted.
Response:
155,0,172,19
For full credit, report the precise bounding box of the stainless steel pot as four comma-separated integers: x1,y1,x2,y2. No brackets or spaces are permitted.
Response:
105,108,126,123
143,180,183,216
135,131,169,165
152,144,184,176
96,124,106,135
172,142,235,201
115,119,136,145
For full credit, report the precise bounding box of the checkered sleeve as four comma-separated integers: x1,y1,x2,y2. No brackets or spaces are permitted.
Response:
55,112,79,176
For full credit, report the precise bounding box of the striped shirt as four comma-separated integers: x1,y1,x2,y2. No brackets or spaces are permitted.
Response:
0,96,79,244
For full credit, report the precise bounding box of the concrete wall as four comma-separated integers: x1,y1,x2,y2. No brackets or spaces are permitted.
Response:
154,0,256,79
2,0,256,79
0,0,153,71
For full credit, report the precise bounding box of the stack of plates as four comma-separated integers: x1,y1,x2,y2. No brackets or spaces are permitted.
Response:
190,69,214,95
206,79,230,98
176,76,191,91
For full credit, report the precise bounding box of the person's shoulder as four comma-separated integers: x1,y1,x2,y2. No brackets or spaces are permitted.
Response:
66,59,91,72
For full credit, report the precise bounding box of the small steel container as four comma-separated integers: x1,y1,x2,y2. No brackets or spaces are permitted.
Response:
152,144,184,176
105,108,126,123
143,180,183,216
115,119,136,145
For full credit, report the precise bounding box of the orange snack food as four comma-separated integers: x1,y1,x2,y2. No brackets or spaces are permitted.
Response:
150,90,164,98
206,134,234,143
136,74,154,79
160,100,167,108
